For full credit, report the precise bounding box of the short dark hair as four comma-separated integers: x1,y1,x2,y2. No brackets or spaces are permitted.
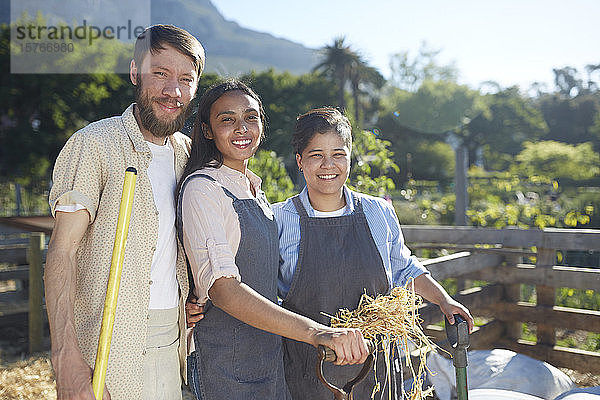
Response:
293,107,352,155
179,79,266,188
134,24,205,76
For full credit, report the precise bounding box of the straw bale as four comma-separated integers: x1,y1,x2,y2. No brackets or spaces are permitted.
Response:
0,357,56,400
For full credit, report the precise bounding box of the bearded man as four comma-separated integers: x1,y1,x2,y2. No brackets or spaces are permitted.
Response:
45,24,204,400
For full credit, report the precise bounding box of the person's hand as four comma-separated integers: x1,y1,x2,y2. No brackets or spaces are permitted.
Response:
439,298,474,333
54,352,110,400
312,327,370,366
185,294,204,328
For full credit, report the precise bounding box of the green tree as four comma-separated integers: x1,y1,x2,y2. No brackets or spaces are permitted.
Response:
377,79,482,183
468,86,548,170
411,141,455,181
348,129,399,196
591,111,600,150
0,22,133,184
348,54,385,126
248,149,295,203
313,37,356,109
585,64,600,93
538,93,600,147
514,141,600,181
389,42,458,92
313,36,384,126
383,79,483,134
553,67,583,97
534,65,600,153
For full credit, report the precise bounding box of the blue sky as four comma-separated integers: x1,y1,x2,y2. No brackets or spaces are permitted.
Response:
211,0,599,91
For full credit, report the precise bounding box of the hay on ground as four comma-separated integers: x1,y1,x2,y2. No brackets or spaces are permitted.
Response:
0,357,57,400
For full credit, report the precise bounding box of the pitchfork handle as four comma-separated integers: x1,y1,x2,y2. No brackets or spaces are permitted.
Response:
319,340,376,363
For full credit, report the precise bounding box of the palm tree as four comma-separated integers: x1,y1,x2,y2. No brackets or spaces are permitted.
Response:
348,56,385,124
314,37,384,126
313,37,356,109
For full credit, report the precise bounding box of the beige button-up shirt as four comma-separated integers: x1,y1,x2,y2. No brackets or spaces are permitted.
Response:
49,104,190,400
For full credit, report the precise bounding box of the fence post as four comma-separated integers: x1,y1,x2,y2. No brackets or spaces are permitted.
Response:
454,145,468,226
503,254,523,341
15,183,23,216
536,245,556,348
28,232,44,353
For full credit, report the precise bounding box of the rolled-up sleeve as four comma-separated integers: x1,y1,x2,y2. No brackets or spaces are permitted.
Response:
49,131,102,222
181,178,241,303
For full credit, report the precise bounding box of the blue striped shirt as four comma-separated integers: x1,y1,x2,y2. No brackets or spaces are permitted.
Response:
273,186,429,299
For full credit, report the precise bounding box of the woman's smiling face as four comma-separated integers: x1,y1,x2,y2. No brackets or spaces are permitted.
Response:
296,130,351,198
204,90,263,172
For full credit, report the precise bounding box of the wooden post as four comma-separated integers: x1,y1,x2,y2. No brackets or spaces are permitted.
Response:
15,183,23,216
456,278,466,294
536,247,556,347
454,146,468,226
28,232,44,353
503,254,523,341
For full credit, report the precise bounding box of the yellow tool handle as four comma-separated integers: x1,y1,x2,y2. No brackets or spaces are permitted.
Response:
92,167,137,400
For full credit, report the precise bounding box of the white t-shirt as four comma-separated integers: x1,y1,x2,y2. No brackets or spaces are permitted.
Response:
146,140,179,309
55,140,179,310
313,207,346,218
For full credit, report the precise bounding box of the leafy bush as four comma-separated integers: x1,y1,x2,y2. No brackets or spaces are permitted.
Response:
349,129,399,197
514,141,600,180
248,150,296,203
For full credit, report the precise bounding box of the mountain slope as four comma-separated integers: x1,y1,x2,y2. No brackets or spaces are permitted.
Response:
1,0,319,76
151,0,319,75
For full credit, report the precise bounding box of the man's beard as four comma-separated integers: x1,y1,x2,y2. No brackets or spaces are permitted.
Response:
135,78,191,139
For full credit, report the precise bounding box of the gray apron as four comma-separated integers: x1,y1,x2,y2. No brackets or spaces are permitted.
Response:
282,193,401,400
177,173,289,400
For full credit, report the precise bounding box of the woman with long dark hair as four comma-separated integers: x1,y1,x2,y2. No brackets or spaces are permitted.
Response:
177,81,369,399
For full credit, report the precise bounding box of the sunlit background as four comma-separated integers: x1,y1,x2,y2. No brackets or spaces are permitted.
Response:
211,0,599,91
1,1,600,398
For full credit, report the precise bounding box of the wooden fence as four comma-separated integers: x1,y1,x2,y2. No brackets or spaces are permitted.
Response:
403,226,600,375
0,232,46,353
1,225,599,375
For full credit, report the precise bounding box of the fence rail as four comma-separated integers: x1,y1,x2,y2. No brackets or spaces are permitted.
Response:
403,225,600,375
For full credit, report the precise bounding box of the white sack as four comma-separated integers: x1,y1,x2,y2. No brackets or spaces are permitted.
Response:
553,387,600,400
469,388,544,399
426,348,575,400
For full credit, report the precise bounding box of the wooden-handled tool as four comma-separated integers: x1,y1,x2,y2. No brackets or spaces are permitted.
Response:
92,167,137,400
316,340,376,400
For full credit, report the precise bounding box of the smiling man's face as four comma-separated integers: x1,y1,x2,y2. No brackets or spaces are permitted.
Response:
131,44,199,140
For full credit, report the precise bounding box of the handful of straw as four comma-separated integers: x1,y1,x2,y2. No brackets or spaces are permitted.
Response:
326,281,436,400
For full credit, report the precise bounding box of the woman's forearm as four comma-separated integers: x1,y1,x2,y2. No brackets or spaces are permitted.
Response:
413,273,475,332
209,277,324,345
412,273,452,306
207,277,369,364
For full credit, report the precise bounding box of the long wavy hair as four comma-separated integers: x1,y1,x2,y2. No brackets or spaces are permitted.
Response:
178,79,266,194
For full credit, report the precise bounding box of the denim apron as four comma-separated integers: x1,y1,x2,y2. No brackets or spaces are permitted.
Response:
178,173,289,400
282,193,401,400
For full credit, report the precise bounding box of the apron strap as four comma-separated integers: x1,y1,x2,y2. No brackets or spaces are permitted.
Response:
176,172,239,298
291,195,309,218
